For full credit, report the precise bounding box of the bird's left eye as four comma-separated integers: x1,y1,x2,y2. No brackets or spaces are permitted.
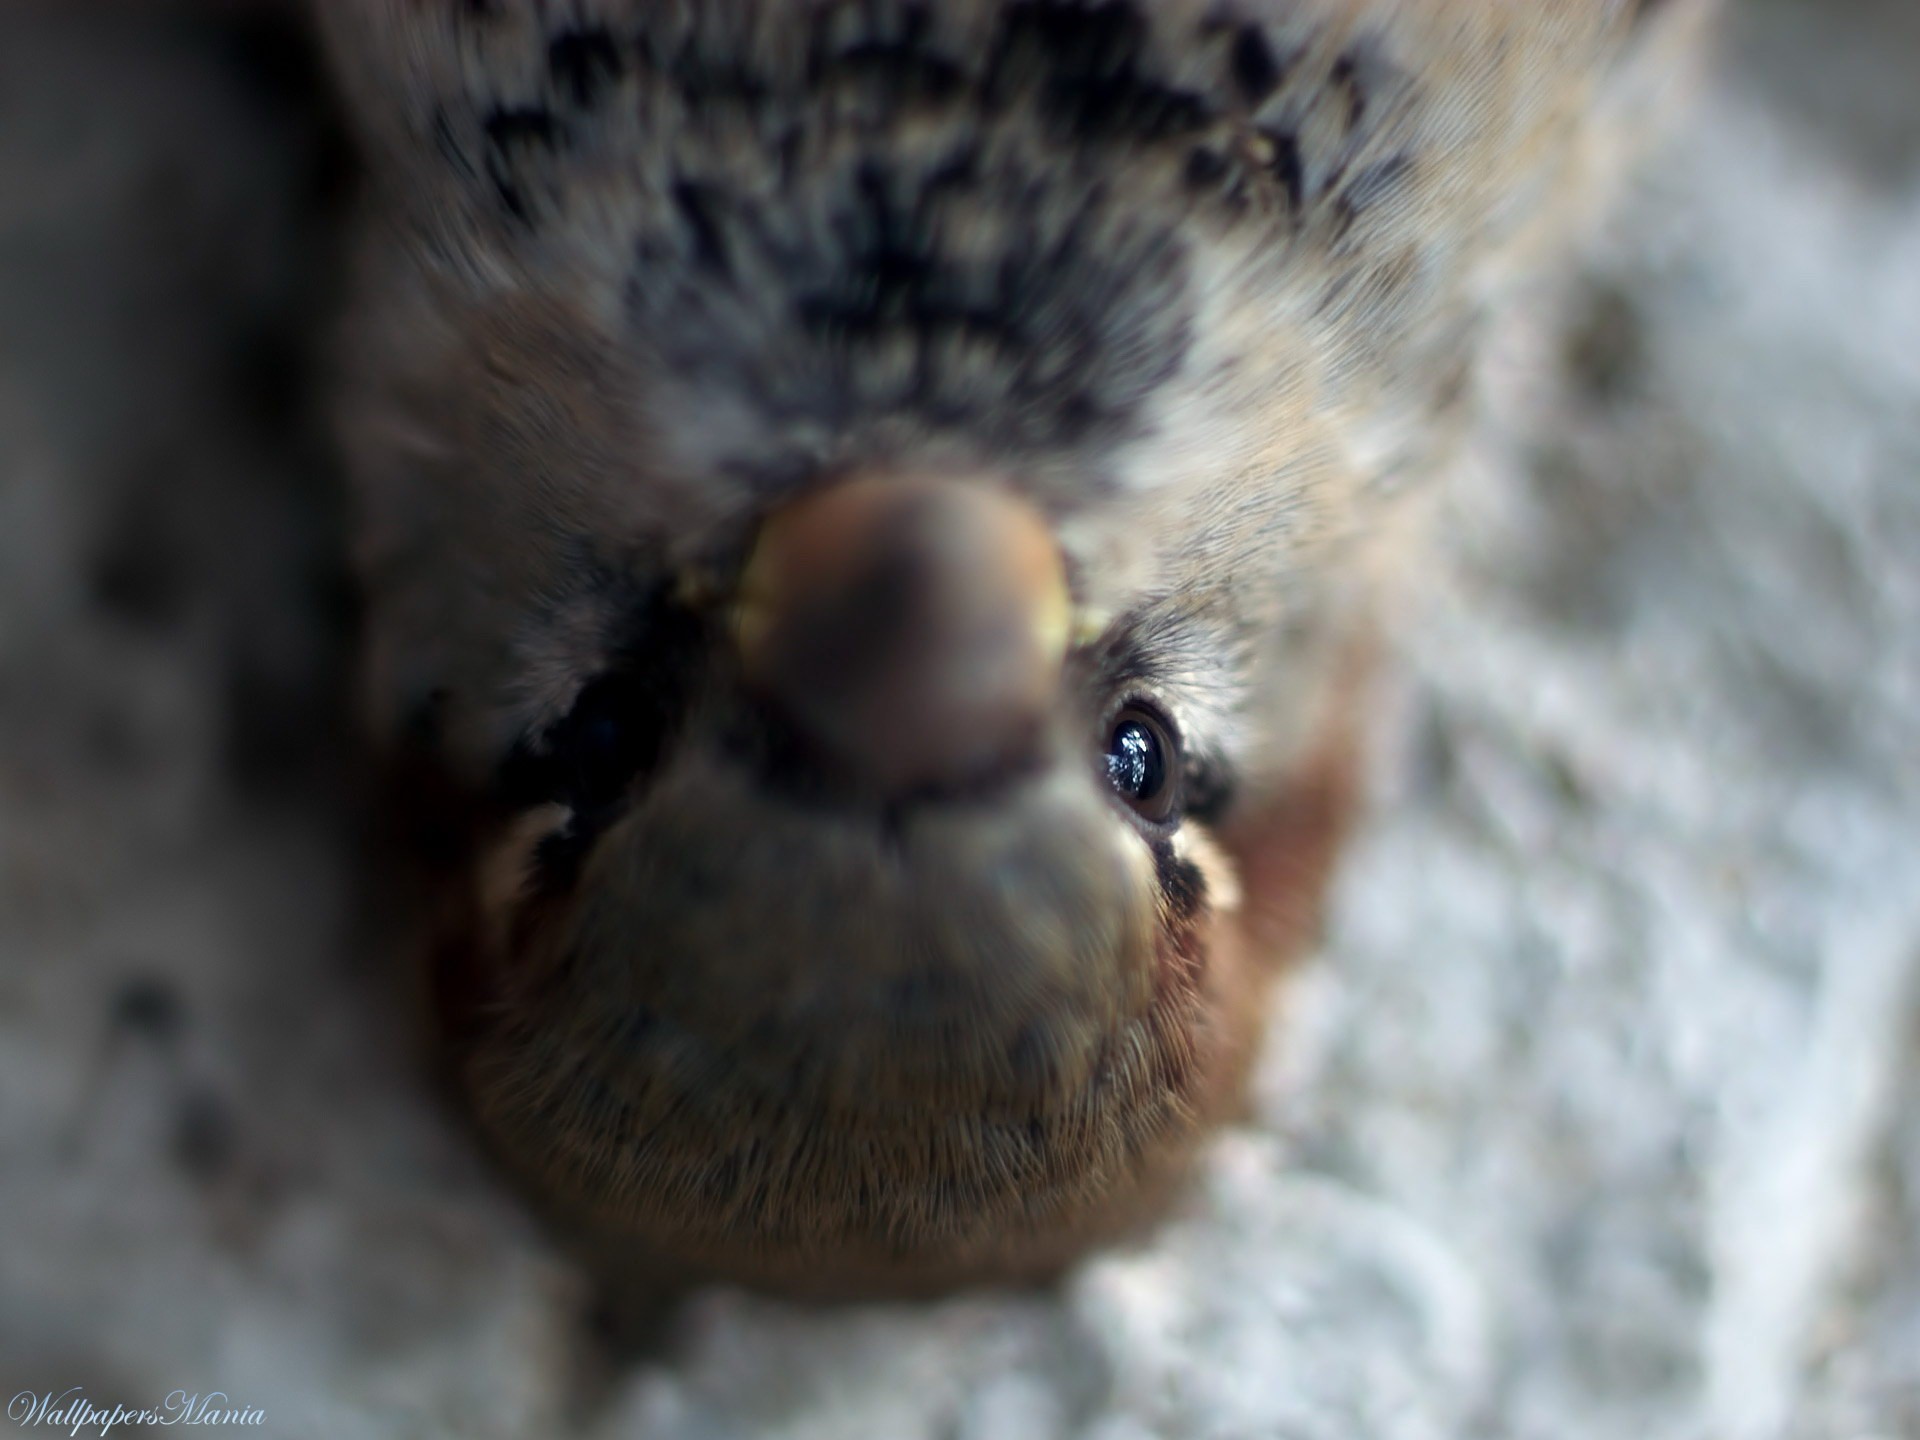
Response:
495,590,706,824
548,675,648,815
1103,704,1180,824
499,669,659,820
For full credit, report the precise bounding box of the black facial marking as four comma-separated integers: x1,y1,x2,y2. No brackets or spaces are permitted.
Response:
794,161,936,342
1182,756,1237,827
489,168,529,223
988,1,1215,145
497,589,706,893
548,28,625,109
1230,25,1284,106
434,7,1421,455
1184,146,1229,189
530,824,595,895
809,9,966,107
430,106,479,183
1149,838,1206,924
483,105,567,223
645,25,770,107
642,149,1195,450
483,105,563,152
1330,53,1367,132
671,179,733,276
1259,127,1306,212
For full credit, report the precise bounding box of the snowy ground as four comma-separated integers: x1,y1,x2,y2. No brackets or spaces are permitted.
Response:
2,4,1916,1437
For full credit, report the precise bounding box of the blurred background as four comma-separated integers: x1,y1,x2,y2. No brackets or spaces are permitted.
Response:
1,3,1916,1437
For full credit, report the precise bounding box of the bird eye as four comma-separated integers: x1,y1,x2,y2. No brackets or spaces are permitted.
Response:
1103,705,1180,823
495,590,706,825
498,670,655,820
549,676,644,814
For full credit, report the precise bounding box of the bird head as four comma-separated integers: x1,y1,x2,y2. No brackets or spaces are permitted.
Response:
322,0,1621,1285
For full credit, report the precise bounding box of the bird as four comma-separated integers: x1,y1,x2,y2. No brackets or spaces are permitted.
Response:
314,0,1705,1295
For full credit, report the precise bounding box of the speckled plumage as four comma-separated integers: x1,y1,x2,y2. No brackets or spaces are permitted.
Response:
319,0,1700,1291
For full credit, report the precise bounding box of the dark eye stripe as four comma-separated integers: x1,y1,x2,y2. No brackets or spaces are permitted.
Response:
498,668,669,819
1149,837,1206,924
528,823,596,897
495,589,706,889
1182,753,1235,825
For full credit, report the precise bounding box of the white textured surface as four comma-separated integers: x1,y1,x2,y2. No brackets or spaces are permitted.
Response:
3,7,1917,1438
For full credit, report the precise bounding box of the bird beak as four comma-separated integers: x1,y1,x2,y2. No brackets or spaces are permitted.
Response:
727,473,1071,794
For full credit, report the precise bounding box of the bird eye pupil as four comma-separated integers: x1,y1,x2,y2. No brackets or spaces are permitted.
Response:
1106,721,1160,799
1103,707,1178,821
498,669,665,821
567,708,630,809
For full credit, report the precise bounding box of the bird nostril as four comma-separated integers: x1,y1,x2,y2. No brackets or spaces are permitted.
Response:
731,473,1069,794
